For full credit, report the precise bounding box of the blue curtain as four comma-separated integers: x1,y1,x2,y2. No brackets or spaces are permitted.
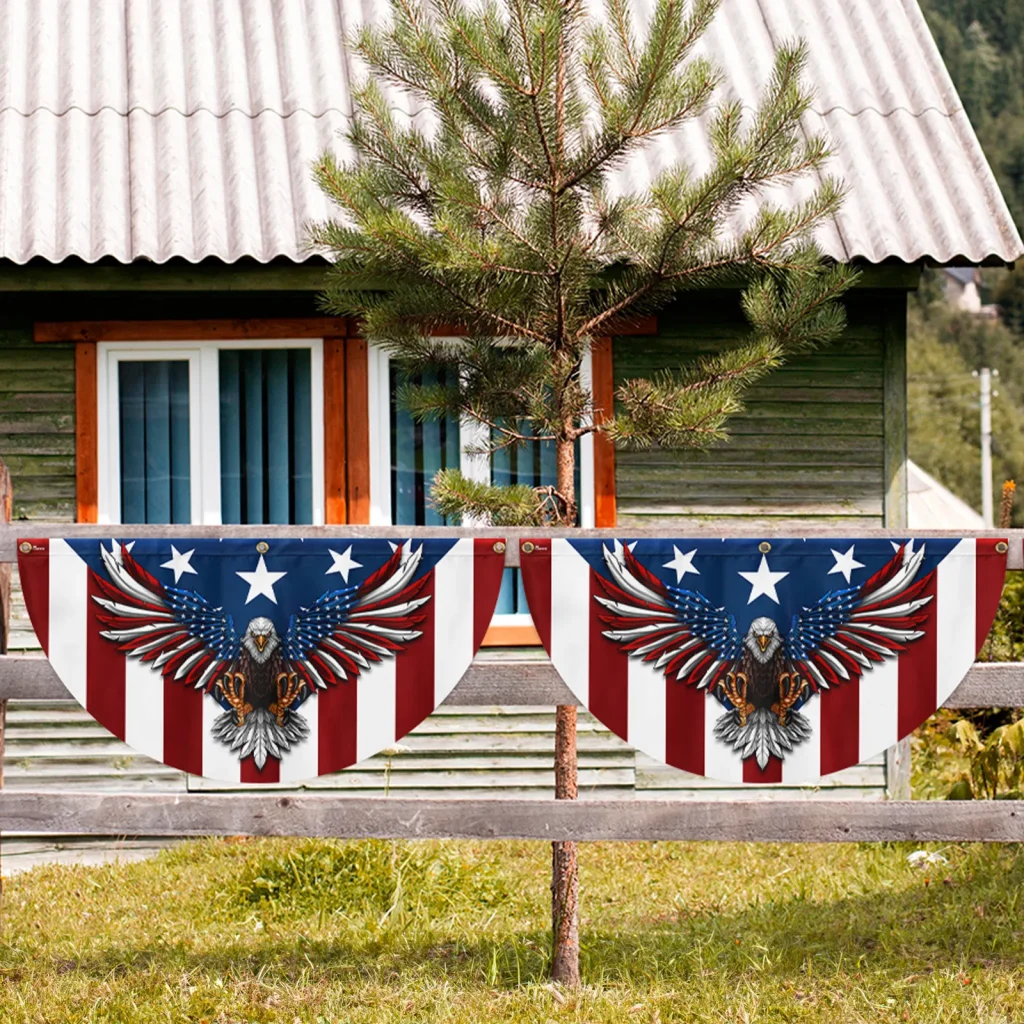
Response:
219,349,313,524
119,360,191,523
390,365,461,526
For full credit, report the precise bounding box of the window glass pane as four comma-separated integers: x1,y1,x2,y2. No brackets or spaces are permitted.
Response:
493,426,581,614
219,349,313,524
390,365,461,525
118,360,191,524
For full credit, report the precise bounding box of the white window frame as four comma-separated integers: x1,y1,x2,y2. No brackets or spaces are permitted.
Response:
368,341,595,627
96,339,325,526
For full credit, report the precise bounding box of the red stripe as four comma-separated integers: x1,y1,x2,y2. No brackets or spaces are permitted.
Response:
665,674,704,775
241,755,280,783
163,677,203,776
976,538,1008,653
396,569,435,740
744,756,782,783
519,539,552,651
86,570,126,741
898,570,938,739
473,538,507,650
16,540,49,654
318,680,358,774
819,680,860,776
588,568,629,741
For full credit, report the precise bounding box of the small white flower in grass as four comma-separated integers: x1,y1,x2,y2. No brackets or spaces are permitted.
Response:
907,850,948,867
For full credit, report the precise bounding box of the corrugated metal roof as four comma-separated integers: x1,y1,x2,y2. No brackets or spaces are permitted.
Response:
0,0,1018,265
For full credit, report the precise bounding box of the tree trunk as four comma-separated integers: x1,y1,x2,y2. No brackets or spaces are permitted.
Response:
550,430,580,986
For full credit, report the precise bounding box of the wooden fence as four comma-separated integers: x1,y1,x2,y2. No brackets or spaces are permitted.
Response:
1,522,1023,843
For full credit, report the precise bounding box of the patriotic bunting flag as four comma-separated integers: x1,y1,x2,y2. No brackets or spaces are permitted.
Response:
520,537,1007,784
18,537,506,784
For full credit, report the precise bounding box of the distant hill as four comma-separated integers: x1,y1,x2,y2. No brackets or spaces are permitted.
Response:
907,3,1024,523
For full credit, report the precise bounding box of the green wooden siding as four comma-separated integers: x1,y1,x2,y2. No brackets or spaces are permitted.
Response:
614,291,896,526
0,288,909,802
0,325,75,521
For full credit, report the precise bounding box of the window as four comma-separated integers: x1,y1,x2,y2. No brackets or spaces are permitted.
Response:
369,344,594,637
97,340,324,525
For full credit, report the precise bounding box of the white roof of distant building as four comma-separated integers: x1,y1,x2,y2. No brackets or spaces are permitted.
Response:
0,0,1019,266
907,460,986,529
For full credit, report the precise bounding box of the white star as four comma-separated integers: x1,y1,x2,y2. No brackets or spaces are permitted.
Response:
738,554,789,605
326,545,363,584
236,554,287,605
828,544,865,584
663,545,700,584
160,545,198,584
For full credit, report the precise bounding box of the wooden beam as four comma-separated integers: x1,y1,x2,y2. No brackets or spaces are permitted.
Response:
74,341,99,523
35,318,352,343
591,337,617,527
344,337,371,524
1,525,1020,565
0,257,331,292
1,791,1022,841
0,655,1021,708
323,337,348,525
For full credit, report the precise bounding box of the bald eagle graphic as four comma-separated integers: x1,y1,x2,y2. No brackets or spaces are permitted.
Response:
595,542,934,769
90,541,430,769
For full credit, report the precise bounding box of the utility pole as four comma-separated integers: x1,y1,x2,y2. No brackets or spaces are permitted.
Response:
974,367,998,526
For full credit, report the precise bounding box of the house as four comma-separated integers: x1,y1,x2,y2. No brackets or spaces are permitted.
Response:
943,267,984,314
907,461,987,530
1,0,1020,800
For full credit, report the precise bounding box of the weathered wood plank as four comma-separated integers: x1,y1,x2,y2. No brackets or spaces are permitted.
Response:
0,792,1021,841
0,656,1021,707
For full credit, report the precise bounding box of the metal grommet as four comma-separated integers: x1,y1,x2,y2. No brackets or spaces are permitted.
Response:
758,541,772,554
18,541,32,554
522,541,535,555
256,541,270,554
996,541,1009,554
493,541,506,554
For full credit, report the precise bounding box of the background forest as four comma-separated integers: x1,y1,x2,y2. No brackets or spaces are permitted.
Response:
911,1,1024,519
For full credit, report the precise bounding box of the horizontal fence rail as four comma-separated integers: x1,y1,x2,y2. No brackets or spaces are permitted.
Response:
2,526,1022,568
0,654,1022,708
1,792,1023,842
1,524,1022,844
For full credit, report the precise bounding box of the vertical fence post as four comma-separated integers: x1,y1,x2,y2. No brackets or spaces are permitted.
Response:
0,458,11,895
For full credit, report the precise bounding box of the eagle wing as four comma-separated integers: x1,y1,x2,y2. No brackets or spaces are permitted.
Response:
784,542,934,692
282,541,431,690
595,543,743,689
91,542,239,691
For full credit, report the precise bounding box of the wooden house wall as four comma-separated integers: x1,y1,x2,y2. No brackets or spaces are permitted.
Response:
0,290,906,799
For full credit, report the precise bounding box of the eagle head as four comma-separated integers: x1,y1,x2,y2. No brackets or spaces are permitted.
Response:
242,616,280,664
745,616,781,664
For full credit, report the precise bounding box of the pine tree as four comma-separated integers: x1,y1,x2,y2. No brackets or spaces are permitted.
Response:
313,0,854,986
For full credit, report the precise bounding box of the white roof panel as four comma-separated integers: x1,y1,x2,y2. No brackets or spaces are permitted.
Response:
0,0,1018,265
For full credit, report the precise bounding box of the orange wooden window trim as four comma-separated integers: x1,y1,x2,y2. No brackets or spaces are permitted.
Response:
75,341,99,523
344,337,372,525
481,623,541,647
323,336,348,525
35,318,354,343
591,336,617,528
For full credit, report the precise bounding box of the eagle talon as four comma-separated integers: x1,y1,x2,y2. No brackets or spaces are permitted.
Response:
270,672,302,726
721,671,755,728
218,672,252,727
772,672,806,727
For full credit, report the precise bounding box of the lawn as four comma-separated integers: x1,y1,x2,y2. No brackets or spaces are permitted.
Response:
1,830,1023,1023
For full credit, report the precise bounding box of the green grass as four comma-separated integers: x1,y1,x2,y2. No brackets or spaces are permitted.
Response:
2,835,1024,1022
